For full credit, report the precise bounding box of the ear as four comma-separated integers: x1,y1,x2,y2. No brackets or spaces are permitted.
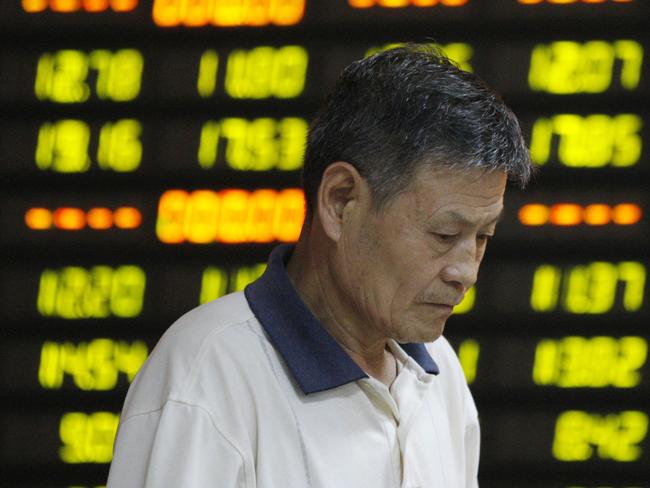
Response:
317,161,368,242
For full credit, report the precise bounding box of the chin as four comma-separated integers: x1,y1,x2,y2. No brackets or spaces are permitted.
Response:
396,320,446,344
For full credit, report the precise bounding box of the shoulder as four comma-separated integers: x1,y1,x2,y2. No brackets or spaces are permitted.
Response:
120,292,263,419
159,291,256,356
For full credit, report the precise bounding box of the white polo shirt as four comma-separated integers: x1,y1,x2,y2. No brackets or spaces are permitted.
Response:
107,245,480,488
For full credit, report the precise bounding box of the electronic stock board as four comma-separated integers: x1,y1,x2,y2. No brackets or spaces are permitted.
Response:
0,0,649,487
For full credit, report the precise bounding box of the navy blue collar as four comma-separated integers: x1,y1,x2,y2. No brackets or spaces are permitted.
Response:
245,244,439,395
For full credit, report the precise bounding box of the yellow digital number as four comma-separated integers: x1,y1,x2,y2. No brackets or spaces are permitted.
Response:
365,42,474,72
529,40,644,94
197,117,307,170
552,410,648,462
529,114,642,168
156,190,189,244
231,264,267,292
39,339,148,390
277,117,308,170
36,119,142,173
35,49,143,103
200,267,228,304
530,262,646,314
110,265,147,317
530,264,562,312
37,265,146,319
457,339,479,384
35,50,90,103
197,50,219,98
88,49,143,101
564,262,618,314
199,264,268,304
224,45,308,99
97,119,143,171
453,286,475,314
533,336,647,388
59,412,119,464
183,190,221,244
36,120,91,173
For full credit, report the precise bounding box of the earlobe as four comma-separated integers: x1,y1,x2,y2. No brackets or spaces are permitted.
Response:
317,162,364,242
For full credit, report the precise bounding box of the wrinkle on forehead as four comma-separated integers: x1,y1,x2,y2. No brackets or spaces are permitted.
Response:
405,167,506,224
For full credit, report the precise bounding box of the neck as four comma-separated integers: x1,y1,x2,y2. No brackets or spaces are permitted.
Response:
287,236,397,386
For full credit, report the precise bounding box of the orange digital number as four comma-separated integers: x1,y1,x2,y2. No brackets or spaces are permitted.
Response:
349,0,467,7
153,0,305,27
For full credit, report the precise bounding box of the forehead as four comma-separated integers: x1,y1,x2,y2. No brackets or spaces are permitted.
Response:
394,166,507,225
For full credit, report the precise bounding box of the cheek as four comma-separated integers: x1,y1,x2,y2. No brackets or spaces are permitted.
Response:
384,250,439,308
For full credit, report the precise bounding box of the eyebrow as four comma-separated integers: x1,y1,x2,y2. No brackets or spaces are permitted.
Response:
441,208,504,227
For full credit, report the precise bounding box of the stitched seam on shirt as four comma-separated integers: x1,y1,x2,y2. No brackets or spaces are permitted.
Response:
252,319,313,487
426,398,449,486
178,316,253,399
377,413,401,487
121,399,252,488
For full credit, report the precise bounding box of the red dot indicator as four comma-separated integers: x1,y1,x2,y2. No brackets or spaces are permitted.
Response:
87,208,114,229
518,203,642,227
114,207,142,229
583,204,611,226
54,208,86,230
25,208,53,230
22,0,138,13
518,204,550,226
613,204,642,225
25,207,142,231
550,204,582,226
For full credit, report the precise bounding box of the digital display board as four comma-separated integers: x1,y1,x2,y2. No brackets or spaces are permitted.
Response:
0,0,648,487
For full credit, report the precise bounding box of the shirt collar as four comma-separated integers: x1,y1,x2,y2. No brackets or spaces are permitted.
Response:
244,244,439,395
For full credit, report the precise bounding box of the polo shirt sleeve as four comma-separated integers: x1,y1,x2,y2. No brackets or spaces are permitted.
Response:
107,399,250,488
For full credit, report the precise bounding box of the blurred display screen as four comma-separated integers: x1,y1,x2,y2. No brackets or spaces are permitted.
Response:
0,0,648,486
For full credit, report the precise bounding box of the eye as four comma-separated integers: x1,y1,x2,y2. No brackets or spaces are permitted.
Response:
432,233,457,243
477,234,494,243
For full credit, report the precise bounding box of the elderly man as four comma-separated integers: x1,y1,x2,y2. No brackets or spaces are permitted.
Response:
107,45,532,488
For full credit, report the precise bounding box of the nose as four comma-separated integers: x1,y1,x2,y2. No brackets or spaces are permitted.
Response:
440,238,481,293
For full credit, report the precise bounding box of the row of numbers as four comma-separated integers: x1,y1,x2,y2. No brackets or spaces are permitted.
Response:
530,261,645,314
31,261,647,320
156,188,305,244
456,336,648,389
39,339,148,391
59,412,119,464
35,264,267,320
26,334,648,394
33,46,309,103
36,119,142,173
23,40,645,106
32,117,307,173
533,336,647,388
529,113,643,168
529,40,643,94
54,408,649,465
553,410,648,462
35,50,143,103
197,117,306,171
37,265,146,319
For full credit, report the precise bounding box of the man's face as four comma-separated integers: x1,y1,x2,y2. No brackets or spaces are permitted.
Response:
336,165,507,344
